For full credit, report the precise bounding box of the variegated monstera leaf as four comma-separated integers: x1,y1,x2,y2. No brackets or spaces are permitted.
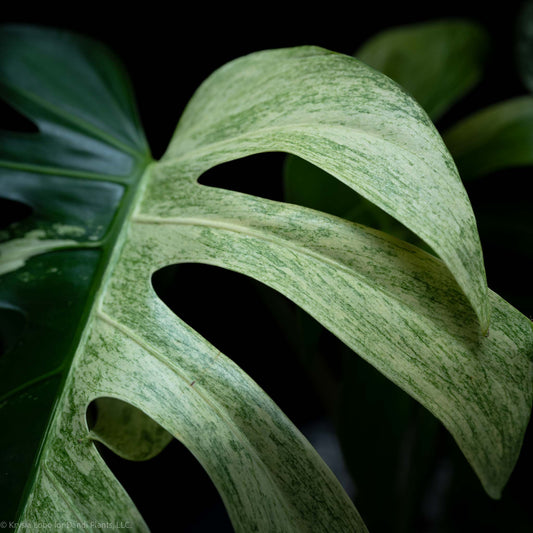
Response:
0,25,531,532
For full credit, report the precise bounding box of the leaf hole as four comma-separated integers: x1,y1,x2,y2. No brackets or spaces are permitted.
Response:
86,396,173,461
0,197,33,230
151,262,355,496
86,396,233,531
0,306,27,357
198,152,286,201
0,99,38,133
152,263,332,426
198,152,420,245
283,155,422,244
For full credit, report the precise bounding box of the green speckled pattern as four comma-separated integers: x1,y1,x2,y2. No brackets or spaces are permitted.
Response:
2,30,532,533
164,46,490,332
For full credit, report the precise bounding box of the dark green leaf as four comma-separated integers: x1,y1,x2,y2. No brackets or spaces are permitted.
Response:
0,24,150,522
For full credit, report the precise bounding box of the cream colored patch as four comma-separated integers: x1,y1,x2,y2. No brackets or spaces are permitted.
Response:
0,233,79,275
52,223,86,237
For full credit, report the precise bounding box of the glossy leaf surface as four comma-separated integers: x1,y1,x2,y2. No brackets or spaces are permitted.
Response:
283,17,532,530
283,21,491,528
284,19,490,254
166,46,489,331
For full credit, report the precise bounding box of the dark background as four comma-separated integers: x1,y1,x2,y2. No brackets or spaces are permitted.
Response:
2,2,532,532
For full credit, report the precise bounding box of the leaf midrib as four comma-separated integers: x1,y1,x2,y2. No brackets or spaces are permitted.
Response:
15,158,154,525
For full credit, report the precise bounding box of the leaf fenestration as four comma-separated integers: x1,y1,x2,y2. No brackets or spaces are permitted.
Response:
165,46,490,332
136,162,533,498
1,25,532,533
0,27,366,532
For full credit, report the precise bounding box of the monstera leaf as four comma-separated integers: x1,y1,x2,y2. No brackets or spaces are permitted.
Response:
284,18,490,244
0,24,532,533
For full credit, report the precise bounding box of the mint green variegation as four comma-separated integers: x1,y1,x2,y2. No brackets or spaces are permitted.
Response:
139,160,532,499
166,47,490,332
1,26,532,533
